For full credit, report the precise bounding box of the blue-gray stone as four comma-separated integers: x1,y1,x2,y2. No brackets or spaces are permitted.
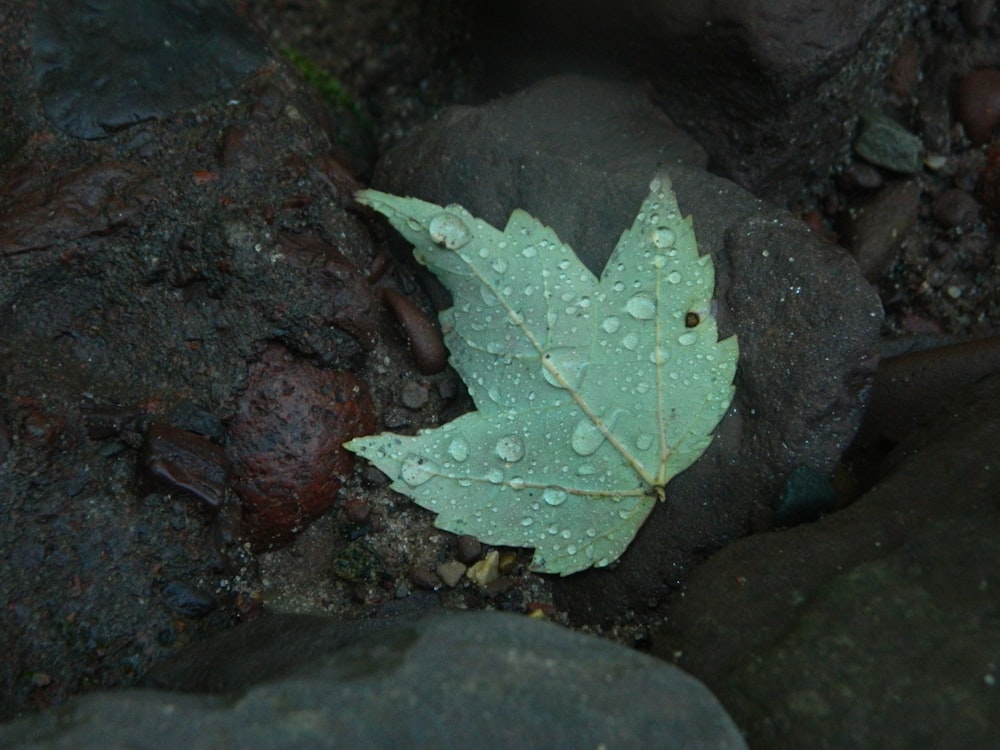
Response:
33,0,267,139
853,113,924,174
0,611,747,749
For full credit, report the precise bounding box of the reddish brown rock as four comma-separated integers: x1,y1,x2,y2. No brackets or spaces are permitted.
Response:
956,68,1000,144
227,345,375,550
142,422,230,510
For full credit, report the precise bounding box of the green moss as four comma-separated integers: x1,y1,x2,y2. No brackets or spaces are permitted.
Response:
282,48,373,133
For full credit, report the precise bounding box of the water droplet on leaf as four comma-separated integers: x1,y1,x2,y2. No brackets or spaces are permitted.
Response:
400,454,436,486
542,488,568,506
571,418,605,456
495,434,525,463
652,227,675,248
448,438,470,462
625,292,656,320
428,213,471,250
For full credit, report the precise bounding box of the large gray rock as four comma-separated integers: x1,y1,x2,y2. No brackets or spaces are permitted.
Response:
370,75,883,622
658,372,1000,749
475,0,914,199
0,611,748,750
0,1,384,718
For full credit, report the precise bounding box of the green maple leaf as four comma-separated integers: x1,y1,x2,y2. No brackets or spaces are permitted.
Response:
346,176,738,575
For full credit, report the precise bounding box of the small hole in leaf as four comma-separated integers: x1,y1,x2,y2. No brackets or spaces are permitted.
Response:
685,311,700,328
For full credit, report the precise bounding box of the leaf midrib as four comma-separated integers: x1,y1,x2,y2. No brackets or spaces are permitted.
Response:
458,242,660,495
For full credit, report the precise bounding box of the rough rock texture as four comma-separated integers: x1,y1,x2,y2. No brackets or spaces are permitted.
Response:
0,1,402,719
475,0,915,199
33,0,267,139
227,344,375,550
658,372,1000,750
0,611,748,750
370,75,883,621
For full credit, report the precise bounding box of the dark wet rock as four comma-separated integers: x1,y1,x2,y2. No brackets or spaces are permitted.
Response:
836,161,885,193
160,581,218,619
409,567,443,591
455,534,483,565
773,466,838,527
435,560,467,587
931,187,982,229
33,0,266,139
860,335,1000,445
0,419,10,465
960,0,996,31
956,68,1000,144
380,286,448,374
142,422,230,510
226,344,375,551
342,497,372,524
371,75,883,622
269,230,378,367
657,370,1000,750
399,379,430,410
475,0,914,198
853,112,925,173
0,611,748,749
0,2,404,720
844,178,923,281
0,161,160,256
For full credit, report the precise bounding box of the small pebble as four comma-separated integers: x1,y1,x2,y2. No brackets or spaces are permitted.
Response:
380,287,448,374
837,162,884,192
497,551,519,574
483,576,515,598
142,422,229,510
342,497,371,524
400,380,430,410
161,580,217,618
409,567,443,591
20,411,66,452
455,534,483,564
435,560,467,587
360,465,389,487
466,550,500,587
381,406,412,430
846,179,922,280
956,68,1000,144
931,188,981,229
853,113,924,173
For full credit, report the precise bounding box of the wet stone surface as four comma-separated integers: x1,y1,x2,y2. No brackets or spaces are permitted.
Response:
0,1,434,720
3,1,1000,747
226,344,375,551
0,611,749,750
658,372,1000,750
33,0,267,139
370,74,883,621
